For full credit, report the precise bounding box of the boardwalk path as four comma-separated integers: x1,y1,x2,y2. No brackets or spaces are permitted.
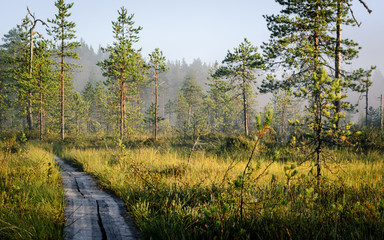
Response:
55,156,140,240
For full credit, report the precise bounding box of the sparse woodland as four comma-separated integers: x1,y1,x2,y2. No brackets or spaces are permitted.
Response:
1,0,384,239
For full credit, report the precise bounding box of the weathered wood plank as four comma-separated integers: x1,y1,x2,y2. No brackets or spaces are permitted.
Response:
56,156,140,240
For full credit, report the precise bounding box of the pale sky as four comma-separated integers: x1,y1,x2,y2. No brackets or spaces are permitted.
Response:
1,0,383,71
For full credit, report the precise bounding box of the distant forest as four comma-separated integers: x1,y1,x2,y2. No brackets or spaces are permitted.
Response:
73,39,211,113
1,1,384,143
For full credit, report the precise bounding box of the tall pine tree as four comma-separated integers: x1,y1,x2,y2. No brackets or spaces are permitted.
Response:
214,38,264,137
262,0,355,179
332,0,372,130
48,0,80,140
24,8,48,137
34,40,55,140
98,7,145,140
148,48,168,140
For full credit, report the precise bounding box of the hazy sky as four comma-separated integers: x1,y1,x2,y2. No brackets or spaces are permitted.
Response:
1,0,383,71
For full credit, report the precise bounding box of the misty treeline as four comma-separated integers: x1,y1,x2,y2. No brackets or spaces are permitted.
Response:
0,0,382,147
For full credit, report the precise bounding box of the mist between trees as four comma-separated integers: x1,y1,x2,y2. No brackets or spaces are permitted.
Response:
3,1,384,239
0,0,383,145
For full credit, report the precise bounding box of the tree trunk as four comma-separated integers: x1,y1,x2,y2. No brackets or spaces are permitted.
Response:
334,0,342,131
154,70,158,140
381,94,383,131
40,90,43,141
27,96,33,137
77,113,80,134
313,10,322,179
315,95,322,180
61,30,65,141
242,78,249,137
120,80,125,140
98,108,102,132
281,101,286,142
188,104,192,125
28,28,34,138
366,80,369,126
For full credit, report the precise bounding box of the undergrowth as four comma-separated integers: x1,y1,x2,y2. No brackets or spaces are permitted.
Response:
0,138,64,239
54,138,384,240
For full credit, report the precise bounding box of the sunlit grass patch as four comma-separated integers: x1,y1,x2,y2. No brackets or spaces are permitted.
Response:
0,141,64,239
57,142,384,240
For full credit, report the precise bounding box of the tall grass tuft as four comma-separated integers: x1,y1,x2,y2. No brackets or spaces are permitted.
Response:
0,139,64,239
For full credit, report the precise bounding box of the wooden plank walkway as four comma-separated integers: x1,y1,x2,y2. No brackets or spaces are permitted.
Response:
55,156,140,240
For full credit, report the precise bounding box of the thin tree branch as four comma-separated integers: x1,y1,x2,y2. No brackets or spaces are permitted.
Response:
358,0,372,14
348,4,362,27
347,0,372,27
27,7,48,28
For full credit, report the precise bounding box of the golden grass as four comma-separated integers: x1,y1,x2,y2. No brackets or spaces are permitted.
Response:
57,144,384,239
0,142,64,239
61,146,384,190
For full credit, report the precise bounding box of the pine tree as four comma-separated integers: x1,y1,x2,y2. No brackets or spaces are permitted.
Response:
6,19,56,140
0,48,9,129
7,10,47,137
262,0,354,179
82,81,95,132
22,8,48,137
0,29,22,129
72,91,88,134
144,103,165,130
271,89,301,144
34,40,55,140
206,63,238,133
93,81,107,132
332,0,372,130
148,48,168,140
214,38,264,137
47,0,80,140
295,68,348,179
174,91,188,129
5,26,29,131
8,20,41,135
181,75,204,126
98,7,144,140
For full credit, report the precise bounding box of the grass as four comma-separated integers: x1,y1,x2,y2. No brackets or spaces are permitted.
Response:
54,139,384,240
0,138,64,239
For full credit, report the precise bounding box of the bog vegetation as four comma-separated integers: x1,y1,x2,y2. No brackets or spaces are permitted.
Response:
1,0,384,239
0,137,64,239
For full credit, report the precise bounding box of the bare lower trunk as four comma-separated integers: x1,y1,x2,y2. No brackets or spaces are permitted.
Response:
28,28,34,138
98,109,102,132
281,102,287,142
381,94,383,131
61,34,65,141
154,71,158,140
315,95,322,181
242,78,248,137
316,145,321,179
366,81,369,126
313,15,322,180
27,93,33,137
77,113,80,134
120,80,125,140
188,105,192,125
40,91,43,141
335,0,342,131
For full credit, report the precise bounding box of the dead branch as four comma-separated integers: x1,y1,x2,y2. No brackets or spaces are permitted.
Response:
358,0,372,14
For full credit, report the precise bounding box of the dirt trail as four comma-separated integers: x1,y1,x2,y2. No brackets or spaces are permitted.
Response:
55,156,140,240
